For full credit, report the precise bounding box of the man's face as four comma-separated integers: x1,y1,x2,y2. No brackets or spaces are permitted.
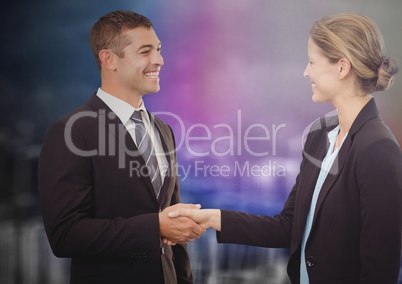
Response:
115,27,164,97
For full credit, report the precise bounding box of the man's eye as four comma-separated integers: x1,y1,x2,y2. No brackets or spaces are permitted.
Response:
141,50,150,54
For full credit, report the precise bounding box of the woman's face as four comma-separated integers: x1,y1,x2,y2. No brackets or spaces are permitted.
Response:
303,37,340,103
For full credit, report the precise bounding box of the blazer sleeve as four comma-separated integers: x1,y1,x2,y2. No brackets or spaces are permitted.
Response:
216,118,325,248
357,136,402,283
38,119,161,260
216,154,308,248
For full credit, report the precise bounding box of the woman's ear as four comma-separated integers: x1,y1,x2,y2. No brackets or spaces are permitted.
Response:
99,50,117,71
338,58,352,79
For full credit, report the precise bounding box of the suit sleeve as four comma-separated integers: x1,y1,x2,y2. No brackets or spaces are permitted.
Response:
38,120,161,260
357,138,402,283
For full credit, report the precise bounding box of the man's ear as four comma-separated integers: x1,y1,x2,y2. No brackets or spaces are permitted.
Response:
99,50,117,71
338,58,352,79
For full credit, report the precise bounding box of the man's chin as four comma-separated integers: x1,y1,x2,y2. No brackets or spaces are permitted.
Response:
144,87,160,95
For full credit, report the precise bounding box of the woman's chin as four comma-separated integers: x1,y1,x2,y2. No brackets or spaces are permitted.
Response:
311,93,328,103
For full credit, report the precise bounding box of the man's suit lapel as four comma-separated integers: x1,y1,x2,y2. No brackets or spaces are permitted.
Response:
150,113,174,206
122,122,158,201
86,94,159,203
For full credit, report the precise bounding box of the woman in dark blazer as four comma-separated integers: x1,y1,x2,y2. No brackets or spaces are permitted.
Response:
169,13,402,284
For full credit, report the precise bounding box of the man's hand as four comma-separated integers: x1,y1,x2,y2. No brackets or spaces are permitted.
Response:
159,203,206,245
168,208,221,231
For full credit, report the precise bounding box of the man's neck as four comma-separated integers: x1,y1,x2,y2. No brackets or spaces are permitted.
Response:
100,85,143,108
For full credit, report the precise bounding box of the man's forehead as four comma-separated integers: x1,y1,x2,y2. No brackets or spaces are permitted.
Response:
124,27,161,47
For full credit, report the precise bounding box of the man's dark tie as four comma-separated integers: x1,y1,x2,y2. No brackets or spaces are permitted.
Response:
131,110,162,198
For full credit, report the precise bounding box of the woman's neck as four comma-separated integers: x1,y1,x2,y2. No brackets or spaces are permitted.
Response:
332,94,372,150
334,94,372,135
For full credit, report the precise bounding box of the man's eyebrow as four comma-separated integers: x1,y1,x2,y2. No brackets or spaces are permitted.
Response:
137,43,162,51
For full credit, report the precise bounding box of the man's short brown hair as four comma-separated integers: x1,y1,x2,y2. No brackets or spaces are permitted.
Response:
89,10,153,71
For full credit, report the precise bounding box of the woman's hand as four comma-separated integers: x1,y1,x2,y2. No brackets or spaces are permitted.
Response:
168,208,221,231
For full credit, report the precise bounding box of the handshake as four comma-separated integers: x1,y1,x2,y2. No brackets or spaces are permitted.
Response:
158,203,221,245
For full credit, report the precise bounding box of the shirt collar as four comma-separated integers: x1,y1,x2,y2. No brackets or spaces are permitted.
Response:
96,88,148,125
327,125,340,145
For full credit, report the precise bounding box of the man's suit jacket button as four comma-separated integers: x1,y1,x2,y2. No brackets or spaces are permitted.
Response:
129,252,135,258
306,256,316,267
161,247,165,255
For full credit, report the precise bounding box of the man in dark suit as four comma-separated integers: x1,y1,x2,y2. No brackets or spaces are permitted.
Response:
38,10,204,284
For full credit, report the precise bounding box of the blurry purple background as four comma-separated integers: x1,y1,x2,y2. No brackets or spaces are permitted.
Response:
1,0,401,283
